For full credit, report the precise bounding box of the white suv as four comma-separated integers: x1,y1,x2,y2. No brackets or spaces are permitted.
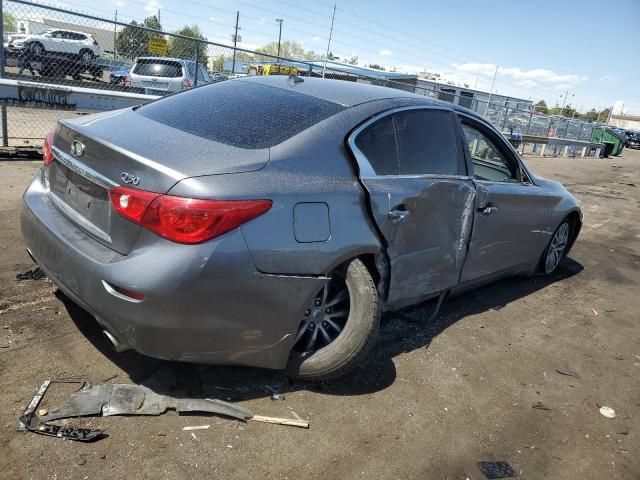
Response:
12,29,101,63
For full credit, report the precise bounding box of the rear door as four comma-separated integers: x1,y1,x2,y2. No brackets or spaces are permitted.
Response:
456,113,550,282
349,106,476,310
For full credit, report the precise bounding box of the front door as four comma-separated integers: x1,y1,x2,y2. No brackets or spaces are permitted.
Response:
457,115,550,282
349,106,476,310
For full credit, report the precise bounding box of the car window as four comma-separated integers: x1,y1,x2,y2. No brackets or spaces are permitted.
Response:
198,66,208,82
50,31,64,39
461,123,517,182
354,115,399,175
394,109,459,175
136,80,345,149
76,33,87,40
133,59,183,78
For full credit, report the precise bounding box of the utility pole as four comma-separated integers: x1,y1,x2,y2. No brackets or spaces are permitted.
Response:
483,65,498,116
231,11,239,74
322,4,336,79
113,9,117,59
275,18,283,62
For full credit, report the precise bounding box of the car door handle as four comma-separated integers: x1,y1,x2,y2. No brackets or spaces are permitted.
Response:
388,207,410,221
478,204,498,215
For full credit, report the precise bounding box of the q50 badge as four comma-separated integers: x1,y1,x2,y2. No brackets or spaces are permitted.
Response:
120,172,140,185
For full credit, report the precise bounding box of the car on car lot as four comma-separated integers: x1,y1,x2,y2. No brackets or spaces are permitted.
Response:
9,28,101,63
125,57,210,94
624,131,640,149
21,76,582,380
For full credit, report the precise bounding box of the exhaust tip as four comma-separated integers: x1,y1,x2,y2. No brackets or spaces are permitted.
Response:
102,330,131,353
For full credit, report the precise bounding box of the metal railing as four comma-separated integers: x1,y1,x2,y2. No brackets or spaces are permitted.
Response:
0,0,604,155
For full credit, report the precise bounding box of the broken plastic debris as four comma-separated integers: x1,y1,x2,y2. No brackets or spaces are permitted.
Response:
16,267,46,281
591,308,599,316
599,406,616,418
182,425,210,431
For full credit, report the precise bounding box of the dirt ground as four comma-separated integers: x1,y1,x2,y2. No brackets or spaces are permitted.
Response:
0,150,638,480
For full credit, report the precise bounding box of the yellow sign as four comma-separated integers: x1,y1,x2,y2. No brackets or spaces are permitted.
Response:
148,37,168,56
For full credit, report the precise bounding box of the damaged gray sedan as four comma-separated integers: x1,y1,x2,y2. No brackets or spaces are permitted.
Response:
21,76,581,380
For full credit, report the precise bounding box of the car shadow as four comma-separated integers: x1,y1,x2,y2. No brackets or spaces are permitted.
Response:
59,257,583,404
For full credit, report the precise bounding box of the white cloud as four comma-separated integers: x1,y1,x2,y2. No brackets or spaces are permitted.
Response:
598,74,615,82
208,16,223,23
311,36,323,43
255,17,267,25
452,62,588,86
379,49,392,56
144,0,161,13
516,79,537,88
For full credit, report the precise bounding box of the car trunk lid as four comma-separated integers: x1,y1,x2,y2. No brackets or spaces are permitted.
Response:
48,108,269,254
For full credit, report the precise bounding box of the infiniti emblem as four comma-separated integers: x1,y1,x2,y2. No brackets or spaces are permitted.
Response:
70,140,85,157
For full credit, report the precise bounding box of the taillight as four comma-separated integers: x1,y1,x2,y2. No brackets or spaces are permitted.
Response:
182,78,192,90
109,186,271,244
123,74,131,87
43,130,55,166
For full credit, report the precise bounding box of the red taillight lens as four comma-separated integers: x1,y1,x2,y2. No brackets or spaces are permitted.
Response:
109,186,160,224
182,78,192,90
109,186,271,244
123,74,131,87
43,130,55,166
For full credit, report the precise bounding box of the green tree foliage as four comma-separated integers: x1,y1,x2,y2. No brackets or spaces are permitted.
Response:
167,25,208,66
255,41,316,60
368,63,385,71
3,12,16,32
116,16,162,60
347,55,358,65
534,99,548,114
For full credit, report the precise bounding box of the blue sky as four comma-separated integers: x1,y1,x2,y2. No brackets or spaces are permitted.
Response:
38,0,640,112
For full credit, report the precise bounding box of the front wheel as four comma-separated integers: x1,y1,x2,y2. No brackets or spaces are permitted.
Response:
79,50,94,63
288,258,380,381
29,42,44,56
541,220,571,274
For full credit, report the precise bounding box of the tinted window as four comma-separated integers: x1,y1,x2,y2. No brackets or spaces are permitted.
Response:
354,115,399,175
461,123,517,181
133,59,182,78
136,80,345,149
394,109,459,175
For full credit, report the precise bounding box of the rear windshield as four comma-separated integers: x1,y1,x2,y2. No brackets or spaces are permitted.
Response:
135,80,345,149
133,59,182,78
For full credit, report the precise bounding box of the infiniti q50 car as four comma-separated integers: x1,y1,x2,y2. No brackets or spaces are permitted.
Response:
21,76,582,380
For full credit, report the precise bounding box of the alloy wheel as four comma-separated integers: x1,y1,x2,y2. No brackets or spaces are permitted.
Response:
293,276,350,353
545,222,570,274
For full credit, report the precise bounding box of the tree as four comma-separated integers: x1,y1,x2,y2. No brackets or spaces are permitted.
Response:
255,41,316,60
167,25,208,66
3,12,16,32
347,55,358,65
209,54,225,72
534,100,548,114
368,63,385,71
116,15,162,60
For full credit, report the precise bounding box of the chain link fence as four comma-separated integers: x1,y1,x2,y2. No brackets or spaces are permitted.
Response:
1,0,602,154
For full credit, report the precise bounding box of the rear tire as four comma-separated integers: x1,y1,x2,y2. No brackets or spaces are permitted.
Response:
288,258,379,381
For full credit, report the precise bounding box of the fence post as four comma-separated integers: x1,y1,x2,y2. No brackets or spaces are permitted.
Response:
194,39,200,87
500,107,509,131
525,111,533,135
0,2,8,147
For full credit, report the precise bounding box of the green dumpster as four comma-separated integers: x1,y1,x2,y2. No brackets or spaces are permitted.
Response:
592,127,625,157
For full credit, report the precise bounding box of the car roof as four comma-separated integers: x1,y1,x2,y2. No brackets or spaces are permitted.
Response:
136,56,195,65
237,75,439,108
42,28,92,36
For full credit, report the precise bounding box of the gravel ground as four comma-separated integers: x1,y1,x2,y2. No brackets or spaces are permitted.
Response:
0,151,638,479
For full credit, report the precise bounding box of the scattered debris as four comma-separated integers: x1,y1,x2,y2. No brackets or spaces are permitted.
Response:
19,379,310,441
556,368,581,379
190,432,199,441
182,425,210,431
532,401,551,411
477,461,517,479
250,415,309,429
16,267,46,281
101,373,119,382
264,384,285,401
599,406,616,419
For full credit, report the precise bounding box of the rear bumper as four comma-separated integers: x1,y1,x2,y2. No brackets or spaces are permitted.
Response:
21,172,327,369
